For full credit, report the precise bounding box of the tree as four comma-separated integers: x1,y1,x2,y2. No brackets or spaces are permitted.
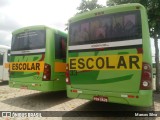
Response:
77,0,104,14
65,0,104,31
107,0,160,92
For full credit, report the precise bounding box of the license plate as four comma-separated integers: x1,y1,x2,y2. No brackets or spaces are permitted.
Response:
93,96,108,102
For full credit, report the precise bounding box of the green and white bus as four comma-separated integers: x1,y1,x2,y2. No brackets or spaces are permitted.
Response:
66,3,152,107
0,45,10,82
9,25,67,92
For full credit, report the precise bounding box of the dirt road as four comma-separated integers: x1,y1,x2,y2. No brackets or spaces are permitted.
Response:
0,81,160,120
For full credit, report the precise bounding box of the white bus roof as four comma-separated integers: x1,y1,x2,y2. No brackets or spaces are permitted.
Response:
0,45,10,50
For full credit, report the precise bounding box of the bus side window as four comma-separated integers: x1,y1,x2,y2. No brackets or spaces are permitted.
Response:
55,34,66,60
7,50,10,62
0,53,4,65
61,38,66,59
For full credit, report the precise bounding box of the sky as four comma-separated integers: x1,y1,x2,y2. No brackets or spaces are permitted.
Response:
0,0,80,46
0,0,106,47
0,0,158,60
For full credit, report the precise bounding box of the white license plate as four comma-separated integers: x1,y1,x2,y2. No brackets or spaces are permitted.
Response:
93,96,108,102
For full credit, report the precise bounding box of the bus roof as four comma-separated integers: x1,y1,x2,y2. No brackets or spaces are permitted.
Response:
12,25,67,35
0,45,10,50
69,3,145,23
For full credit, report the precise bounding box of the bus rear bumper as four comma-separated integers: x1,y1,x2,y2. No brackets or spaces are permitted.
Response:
9,80,66,92
67,86,153,107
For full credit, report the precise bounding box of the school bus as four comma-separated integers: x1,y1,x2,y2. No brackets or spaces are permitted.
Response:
9,25,67,92
66,3,152,106
0,45,10,82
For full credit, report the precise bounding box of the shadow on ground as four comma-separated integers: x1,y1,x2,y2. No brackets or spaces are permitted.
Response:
62,98,155,120
2,91,71,110
0,81,8,86
153,91,160,103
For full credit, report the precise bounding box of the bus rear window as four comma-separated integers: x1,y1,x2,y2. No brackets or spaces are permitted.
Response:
11,30,46,51
69,10,142,45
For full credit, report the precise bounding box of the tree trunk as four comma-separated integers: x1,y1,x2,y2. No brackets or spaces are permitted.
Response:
154,36,160,92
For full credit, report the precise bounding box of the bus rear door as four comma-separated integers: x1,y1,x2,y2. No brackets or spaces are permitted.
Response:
53,33,67,90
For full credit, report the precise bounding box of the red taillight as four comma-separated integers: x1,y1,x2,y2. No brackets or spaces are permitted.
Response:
137,48,143,54
43,63,51,81
128,95,135,98
140,62,152,90
66,64,71,85
71,89,78,93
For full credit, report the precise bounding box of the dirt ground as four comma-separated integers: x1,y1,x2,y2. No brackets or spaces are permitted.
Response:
0,81,160,120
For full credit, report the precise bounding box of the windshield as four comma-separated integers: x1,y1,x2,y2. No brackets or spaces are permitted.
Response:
69,10,141,46
11,30,46,51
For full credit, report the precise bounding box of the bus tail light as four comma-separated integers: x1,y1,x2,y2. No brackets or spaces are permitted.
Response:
43,63,51,81
66,64,71,85
140,62,152,90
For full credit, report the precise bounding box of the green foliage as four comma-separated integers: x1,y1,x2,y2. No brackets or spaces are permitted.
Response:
77,0,104,14
107,0,139,6
147,0,160,38
65,0,104,31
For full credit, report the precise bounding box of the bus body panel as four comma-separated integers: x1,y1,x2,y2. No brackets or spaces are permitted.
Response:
67,86,152,107
67,4,152,107
0,45,10,81
10,80,66,92
0,64,2,80
3,51,10,81
9,54,44,82
9,25,67,92
69,49,142,93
